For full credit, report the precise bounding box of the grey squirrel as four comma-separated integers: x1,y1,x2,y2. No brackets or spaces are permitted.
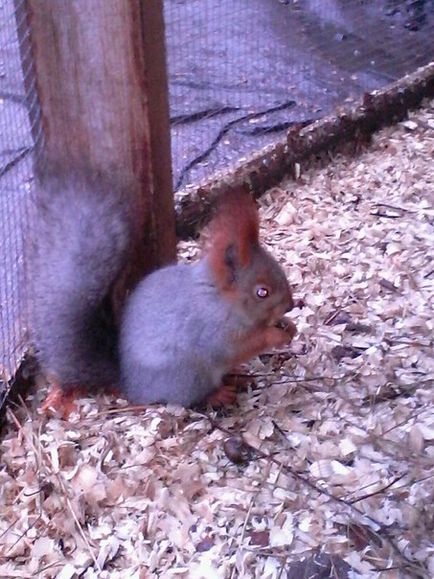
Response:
31,166,296,411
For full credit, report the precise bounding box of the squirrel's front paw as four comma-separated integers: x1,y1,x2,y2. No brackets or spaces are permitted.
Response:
265,321,297,349
278,317,297,340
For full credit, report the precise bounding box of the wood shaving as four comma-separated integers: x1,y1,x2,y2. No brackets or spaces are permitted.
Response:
1,100,433,578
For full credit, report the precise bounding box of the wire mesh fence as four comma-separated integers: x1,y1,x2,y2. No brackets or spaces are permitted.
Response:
0,0,38,392
0,0,433,389
164,0,434,191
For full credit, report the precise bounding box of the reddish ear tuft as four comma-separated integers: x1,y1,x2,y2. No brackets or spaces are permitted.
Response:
206,187,259,289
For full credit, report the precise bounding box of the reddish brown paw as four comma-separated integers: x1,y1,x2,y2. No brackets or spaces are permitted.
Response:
41,383,87,419
279,318,297,341
265,320,297,350
207,383,238,408
105,385,121,397
222,372,255,391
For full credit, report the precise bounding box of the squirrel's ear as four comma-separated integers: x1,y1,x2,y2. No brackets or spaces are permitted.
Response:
206,187,259,289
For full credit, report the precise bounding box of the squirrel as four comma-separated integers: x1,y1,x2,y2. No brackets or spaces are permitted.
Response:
30,165,296,411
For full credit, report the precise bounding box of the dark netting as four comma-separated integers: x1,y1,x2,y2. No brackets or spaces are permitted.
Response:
0,0,39,395
164,0,434,191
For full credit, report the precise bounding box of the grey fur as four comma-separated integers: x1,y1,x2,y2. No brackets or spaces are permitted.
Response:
119,249,292,406
30,168,132,389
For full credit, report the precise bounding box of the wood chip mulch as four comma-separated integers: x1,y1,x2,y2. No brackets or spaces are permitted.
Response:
1,100,433,579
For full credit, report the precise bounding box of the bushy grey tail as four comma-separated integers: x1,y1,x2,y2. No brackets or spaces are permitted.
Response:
29,166,133,389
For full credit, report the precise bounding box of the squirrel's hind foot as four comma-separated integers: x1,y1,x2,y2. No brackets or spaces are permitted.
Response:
206,383,238,408
41,380,88,419
206,370,256,408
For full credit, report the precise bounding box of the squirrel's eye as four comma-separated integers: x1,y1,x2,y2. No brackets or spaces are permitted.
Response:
256,286,269,299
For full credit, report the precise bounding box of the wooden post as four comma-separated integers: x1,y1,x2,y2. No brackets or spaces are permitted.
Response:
24,0,176,280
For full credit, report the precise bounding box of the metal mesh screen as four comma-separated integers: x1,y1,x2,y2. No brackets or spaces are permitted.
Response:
164,0,434,191
0,0,38,391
